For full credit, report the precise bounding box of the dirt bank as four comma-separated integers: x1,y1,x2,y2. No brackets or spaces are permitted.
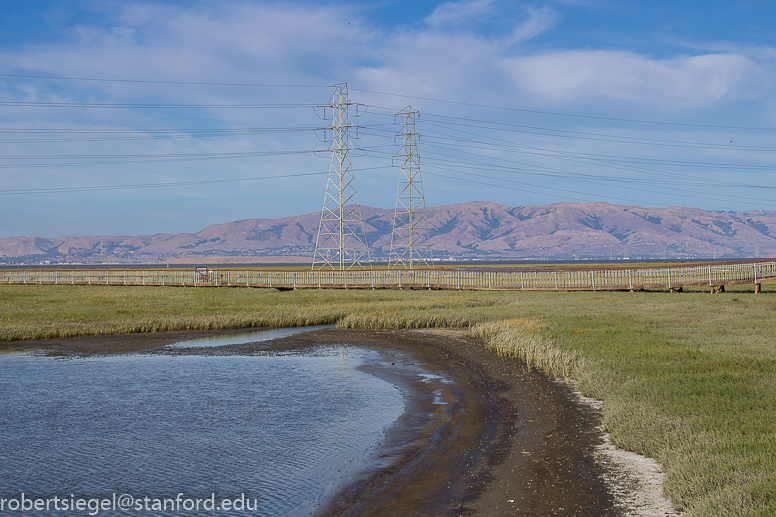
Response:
307,329,619,516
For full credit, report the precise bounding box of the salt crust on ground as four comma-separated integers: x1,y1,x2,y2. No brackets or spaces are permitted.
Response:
562,381,681,516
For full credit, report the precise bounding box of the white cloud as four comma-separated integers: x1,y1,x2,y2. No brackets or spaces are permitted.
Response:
6,3,367,91
507,6,558,44
425,0,499,28
351,24,770,115
8,1,766,111
501,50,763,106
425,0,557,44
357,29,505,101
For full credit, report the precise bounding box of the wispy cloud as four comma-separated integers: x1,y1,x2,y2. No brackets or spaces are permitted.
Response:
500,50,764,106
425,0,558,43
425,0,499,28
507,6,558,43
7,2,768,111
6,3,366,89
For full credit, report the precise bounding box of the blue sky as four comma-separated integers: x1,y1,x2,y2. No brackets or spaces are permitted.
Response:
2,0,776,238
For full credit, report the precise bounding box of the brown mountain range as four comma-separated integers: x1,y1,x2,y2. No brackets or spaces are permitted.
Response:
2,201,775,264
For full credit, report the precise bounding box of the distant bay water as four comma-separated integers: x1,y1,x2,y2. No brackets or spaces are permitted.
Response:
0,338,405,516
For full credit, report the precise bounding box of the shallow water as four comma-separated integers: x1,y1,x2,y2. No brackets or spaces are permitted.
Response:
165,325,336,349
0,345,404,516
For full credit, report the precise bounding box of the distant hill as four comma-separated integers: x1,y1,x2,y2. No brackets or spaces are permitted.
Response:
2,201,775,264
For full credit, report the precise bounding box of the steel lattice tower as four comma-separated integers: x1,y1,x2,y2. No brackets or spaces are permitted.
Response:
312,84,372,270
389,106,433,269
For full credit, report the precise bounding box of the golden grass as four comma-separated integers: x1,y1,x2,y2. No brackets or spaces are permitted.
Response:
471,320,582,379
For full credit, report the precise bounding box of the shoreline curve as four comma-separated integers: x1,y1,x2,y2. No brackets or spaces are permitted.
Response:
12,326,677,516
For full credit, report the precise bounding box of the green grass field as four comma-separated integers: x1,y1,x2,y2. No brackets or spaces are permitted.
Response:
1,282,775,516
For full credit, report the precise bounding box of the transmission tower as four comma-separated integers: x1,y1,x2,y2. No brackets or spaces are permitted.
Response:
389,106,433,269
311,83,372,270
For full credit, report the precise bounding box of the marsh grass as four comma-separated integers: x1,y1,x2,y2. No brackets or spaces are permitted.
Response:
2,283,776,516
500,290,776,517
0,285,345,341
471,319,583,378
0,285,510,342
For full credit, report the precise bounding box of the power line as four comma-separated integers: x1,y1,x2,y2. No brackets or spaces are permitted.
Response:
1,150,323,160
0,142,396,168
2,75,774,213
0,101,315,109
420,154,776,205
423,170,645,205
421,116,776,152
0,167,391,195
10,71,772,131
0,126,316,133
351,87,776,131
421,143,776,199
0,127,319,144
419,128,774,169
0,124,399,144
372,118,776,196
423,168,776,209
0,149,322,169
3,71,774,130
420,134,776,173
415,120,776,187
0,72,331,88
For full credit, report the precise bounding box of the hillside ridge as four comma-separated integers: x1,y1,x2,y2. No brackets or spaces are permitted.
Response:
2,201,774,263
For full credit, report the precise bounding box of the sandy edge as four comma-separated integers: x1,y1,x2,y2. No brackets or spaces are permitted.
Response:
562,382,681,517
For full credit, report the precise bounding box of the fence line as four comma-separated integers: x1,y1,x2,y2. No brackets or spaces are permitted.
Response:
2,260,775,292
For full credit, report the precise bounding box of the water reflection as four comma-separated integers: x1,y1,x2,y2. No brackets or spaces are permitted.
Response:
166,325,335,349
0,345,403,516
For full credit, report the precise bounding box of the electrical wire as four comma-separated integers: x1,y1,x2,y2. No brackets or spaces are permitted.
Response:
0,166,392,195
0,149,322,169
7,71,771,132
0,128,319,144
351,87,776,131
1,75,774,210
421,157,776,205
419,129,776,171
418,145,776,205
421,116,776,152
423,170,652,205
415,120,776,187
0,73,332,88
0,101,315,109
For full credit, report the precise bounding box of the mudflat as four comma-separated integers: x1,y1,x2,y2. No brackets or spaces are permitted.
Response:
304,329,616,517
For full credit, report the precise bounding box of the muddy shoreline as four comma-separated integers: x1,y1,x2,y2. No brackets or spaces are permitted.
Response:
311,329,618,517
3,328,672,516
